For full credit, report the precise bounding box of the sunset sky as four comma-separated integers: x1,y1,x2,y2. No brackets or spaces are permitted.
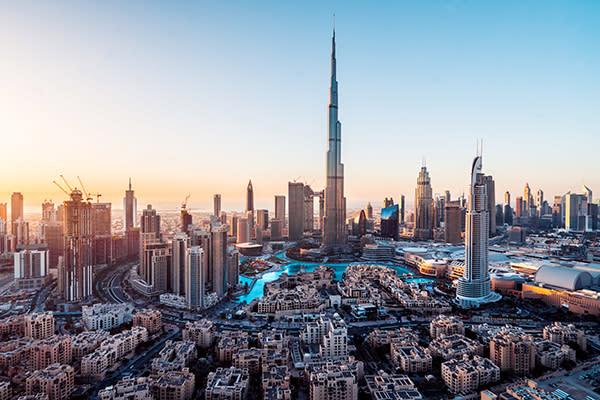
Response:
1,1,599,213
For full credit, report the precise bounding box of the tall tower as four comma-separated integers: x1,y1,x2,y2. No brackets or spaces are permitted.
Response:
456,153,501,307
213,194,222,217
123,178,137,231
323,29,347,248
62,189,93,302
414,166,433,240
288,182,304,241
274,195,286,224
185,246,205,310
10,192,24,234
246,180,254,213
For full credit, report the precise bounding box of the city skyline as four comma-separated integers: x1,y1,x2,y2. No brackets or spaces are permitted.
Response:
1,1,599,211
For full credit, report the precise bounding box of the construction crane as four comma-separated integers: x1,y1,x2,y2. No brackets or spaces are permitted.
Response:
92,193,102,203
60,175,74,192
77,176,93,202
182,194,191,210
53,180,70,196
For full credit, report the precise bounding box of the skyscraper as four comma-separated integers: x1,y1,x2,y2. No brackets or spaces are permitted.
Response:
62,189,93,302
288,182,304,241
400,195,405,225
11,192,24,234
380,204,399,240
456,154,501,307
504,191,511,206
123,178,137,231
322,30,347,248
256,209,269,231
140,205,161,284
274,195,286,224
414,166,433,240
41,201,56,222
304,185,314,233
210,224,228,297
213,194,221,217
515,196,523,218
185,246,204,310
0,203,7,222
524,183,533,217
246,180,254,234
236,218,250,244
484,175,496,236
444,200,462,244
171,232,189,296
246,180,254,212
365,202,373,219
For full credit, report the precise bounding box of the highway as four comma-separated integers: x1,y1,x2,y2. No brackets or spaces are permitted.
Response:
95,263,133,304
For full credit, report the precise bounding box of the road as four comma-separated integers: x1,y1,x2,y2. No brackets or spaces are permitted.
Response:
91,326,180,397
95,263,133,304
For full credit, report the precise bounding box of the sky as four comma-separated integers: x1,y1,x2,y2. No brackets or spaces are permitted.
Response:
1,1,599,213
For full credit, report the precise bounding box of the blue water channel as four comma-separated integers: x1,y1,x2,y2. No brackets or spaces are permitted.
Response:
236,253,427,303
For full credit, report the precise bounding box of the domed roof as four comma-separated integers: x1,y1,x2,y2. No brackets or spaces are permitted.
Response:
535,265,593,291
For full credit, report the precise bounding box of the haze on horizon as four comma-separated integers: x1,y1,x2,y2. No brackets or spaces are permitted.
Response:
1,1,599,213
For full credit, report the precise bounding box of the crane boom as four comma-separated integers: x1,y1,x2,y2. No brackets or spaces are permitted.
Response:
53,181,70,196
60,175,73,191
77,176,92,201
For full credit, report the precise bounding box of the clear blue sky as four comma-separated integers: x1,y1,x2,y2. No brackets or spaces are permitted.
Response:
1,1,598,212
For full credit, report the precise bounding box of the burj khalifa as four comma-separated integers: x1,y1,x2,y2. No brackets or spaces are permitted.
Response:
323,30,347,248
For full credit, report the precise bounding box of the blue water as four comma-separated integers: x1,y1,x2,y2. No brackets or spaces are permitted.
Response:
405,277,434,284
236,253,414,303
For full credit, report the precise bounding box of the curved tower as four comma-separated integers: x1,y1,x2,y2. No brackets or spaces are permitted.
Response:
323,30,347,248
456,154,501,307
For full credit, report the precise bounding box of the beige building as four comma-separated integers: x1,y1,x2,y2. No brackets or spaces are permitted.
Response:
151,340,197,375
24,312,54,339
262,365,291,399
429,334,483,361
0,381,11,400
535,340,575,370
133,309,162,334
98,376,153,400
391,344,432,374
182,319,215,348
365,371,422,400
309,362,358,400
233,348,262,375
26,364,74,400
152,368,195,400
543,322,587,351
429,315,465,339
367,328,418,350
71,331,109,361
441,355,500,394
216,331,249,363
30,336,72,371
205,367,249,400
490,331,536,376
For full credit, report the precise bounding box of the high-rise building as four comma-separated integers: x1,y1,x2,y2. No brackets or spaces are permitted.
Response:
180,208,192,235
62,189,93,302
42,200,56,222
10,192,24,234
274,195,286,224
256,209,269,231
484,175,496,236
227,249,239,289
185,246,204,309
365,202,373,219
444,201,462,244
12,218,29,246
524,183,533,217
456,154,501,307
414,166,433,240
535,189,544,217
14,248,49,289
236,218,250,244
288,182,304,241
515,196,523,218
123,178,137,231
171,232,189,296
383,197,394,209
400,195,405,225
564,193,587,232
213,194,221,217
0,203,6,222
503,203,513,225
380,205,399,240
304,185,315,232
210,224,228,297
140,205,161,284
246,180,254,213
92,203,111,236
322,30,347,248
229,214,238,238
505,191,511,206
271,219,283,240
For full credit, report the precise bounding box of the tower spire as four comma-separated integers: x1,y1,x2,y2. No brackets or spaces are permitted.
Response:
128,177,131,190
